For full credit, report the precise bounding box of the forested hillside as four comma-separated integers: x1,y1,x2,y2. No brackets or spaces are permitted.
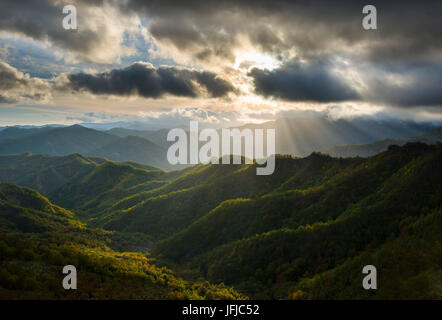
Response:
149,143,442,298
0,183,243,299
0,143,441,299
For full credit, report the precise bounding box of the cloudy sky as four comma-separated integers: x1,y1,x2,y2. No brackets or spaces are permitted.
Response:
0,0,441,126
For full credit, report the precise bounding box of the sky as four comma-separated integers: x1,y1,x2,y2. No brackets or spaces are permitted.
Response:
0,0,442,127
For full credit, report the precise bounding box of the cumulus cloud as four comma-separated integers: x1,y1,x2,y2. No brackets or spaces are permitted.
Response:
60,62,237,98
0,0,140,63
119,0,442,109
248,57,442,108
249,58,360,103
0,61,51,104
3,0,441,69
66,107,243,129
1,0,441,113
138,107,242,128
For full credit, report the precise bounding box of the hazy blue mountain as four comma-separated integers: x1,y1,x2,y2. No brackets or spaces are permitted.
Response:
0,125,174,169
251,117,436,156
0,125,118,156
0,119,438,169
324,126,442,157
0,126,62,142
107,127,171,149
89,135,172,170
108,117,438,157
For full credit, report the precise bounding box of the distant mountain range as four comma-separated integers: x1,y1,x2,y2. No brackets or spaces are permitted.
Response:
0,125,175,170
106,117,441,157
323,126,442,157
239,117,439,156
0,118,441,170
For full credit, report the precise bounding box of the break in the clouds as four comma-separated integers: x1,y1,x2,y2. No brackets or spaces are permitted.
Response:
62,62,236,99
0,0,442,119
4,1,441,66
116,0,442,109
119,0,442,64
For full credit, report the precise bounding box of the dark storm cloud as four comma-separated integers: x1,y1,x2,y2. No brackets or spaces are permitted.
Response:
0,0,137,63
193,71,238,98
117,0,442,109
2,0,441,64
65,62,236,98
0,0,95,59
249,59,360,103
363,62,442,107
249,58,442,107
2,0,441,109
118,0,442,63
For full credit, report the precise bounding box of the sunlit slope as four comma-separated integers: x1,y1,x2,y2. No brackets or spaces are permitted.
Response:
0,153,101,194
0,183,244,300
0,153,175,217
153,143,434,261
95,155,360,239
151,143,442,298
94,144,439,244
49,161,167,216
1,143,440,299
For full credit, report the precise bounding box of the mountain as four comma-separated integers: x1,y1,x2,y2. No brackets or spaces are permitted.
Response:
34,142,438,299
93,155,358,239
107,117,437,157
49,160,170,217
89,135,171,170
107,127,172,149
0,143,441,299
324,126,442,157
323,138,405,158
0,125,118,156
411,126,442,144
0,153,104,195
150,143,442,299
0,118,438,170
0,153,177,216
0,126,56,142
0,182,243,299
0,125,174,170
250,117,436,156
